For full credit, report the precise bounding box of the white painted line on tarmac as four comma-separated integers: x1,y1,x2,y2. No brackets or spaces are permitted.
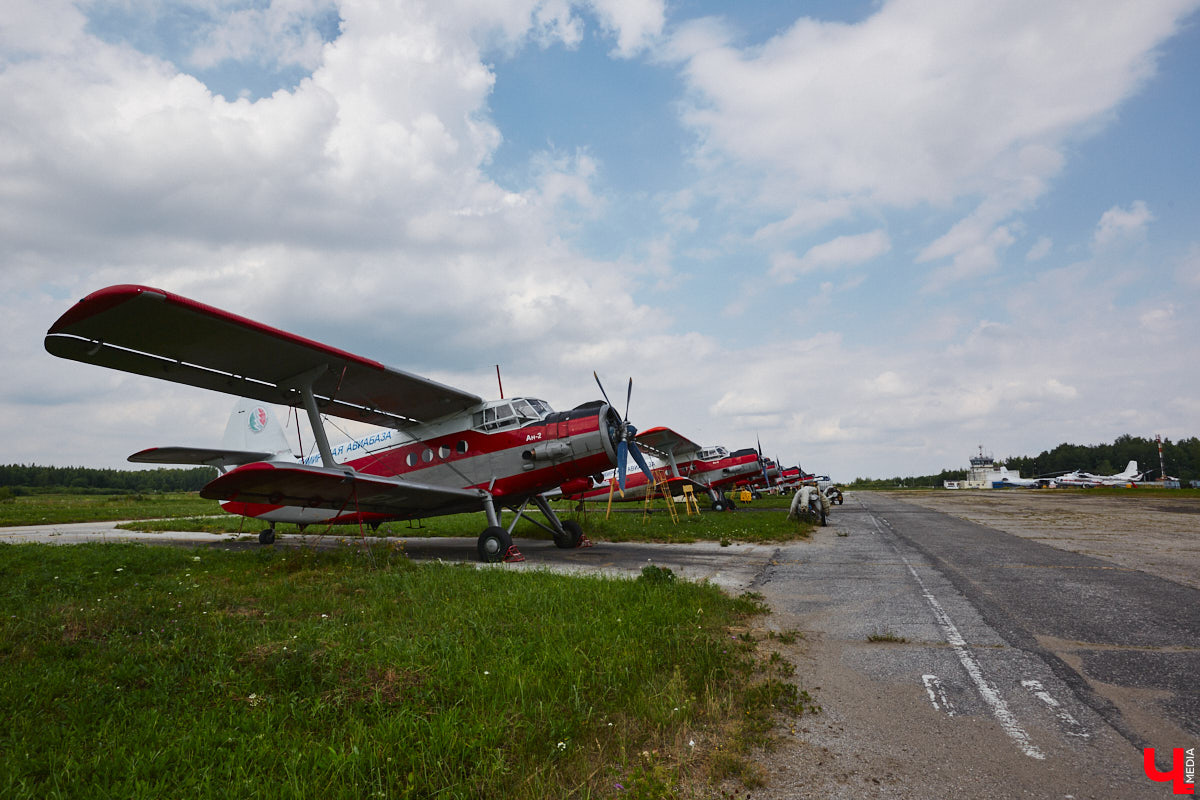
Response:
1021,680,1091,738
869,513,1046,760
922,673,956,716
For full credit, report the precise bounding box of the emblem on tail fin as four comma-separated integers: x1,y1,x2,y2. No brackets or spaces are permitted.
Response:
248,406,268,433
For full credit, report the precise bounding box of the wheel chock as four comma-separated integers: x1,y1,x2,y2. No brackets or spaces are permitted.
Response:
503,545,526,563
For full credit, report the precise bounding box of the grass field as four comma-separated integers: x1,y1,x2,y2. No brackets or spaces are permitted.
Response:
0,542,814,798
0,492,820,548
0,492,217,527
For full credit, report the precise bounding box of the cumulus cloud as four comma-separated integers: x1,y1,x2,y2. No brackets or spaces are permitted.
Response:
768,229,890,282
1025,235,1052,262
589,0,665,57
4,0,1200,482
668,0,1195,287
1093,200,1153,249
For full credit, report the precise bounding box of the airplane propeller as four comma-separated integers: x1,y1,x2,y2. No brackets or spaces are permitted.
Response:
594,372,655,492
756,435,773,490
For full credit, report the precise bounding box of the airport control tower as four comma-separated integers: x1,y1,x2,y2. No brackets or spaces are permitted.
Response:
967,446,998,487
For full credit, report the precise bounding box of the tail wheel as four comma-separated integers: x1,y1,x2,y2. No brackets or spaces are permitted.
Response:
554,519,584,549
711,500,726,512
258,527,276,545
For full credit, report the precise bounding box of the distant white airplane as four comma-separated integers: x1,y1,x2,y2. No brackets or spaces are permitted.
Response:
986,466,1039,488
1053,461,1142,488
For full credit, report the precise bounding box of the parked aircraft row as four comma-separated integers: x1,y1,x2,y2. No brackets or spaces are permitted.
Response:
977,461,1145,488
44,285,810,562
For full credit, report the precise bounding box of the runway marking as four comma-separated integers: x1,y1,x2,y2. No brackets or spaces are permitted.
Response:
1021,680,1091,738
868,513,1046,760
922,673,955,716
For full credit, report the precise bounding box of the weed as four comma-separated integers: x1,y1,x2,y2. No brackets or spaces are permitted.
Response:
638,564,677,584
867,628,908,643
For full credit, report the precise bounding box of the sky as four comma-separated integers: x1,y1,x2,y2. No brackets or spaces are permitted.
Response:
3,0,1199,482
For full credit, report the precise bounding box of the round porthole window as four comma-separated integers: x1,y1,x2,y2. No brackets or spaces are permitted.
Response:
439,445,451,459
406,452,418,467
457,440,469,454
422,448,433,463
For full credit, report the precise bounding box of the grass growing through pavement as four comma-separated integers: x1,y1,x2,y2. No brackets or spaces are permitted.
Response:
0,542,812,798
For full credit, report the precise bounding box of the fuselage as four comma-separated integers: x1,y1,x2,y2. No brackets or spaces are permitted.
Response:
222,397,622,524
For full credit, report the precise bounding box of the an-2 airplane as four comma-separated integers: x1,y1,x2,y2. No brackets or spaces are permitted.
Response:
44,284,655,562
562,427,767,511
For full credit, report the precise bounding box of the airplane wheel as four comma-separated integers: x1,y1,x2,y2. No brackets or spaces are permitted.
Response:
711,500,726,512
258,528,276,545
554,520,584,549
477,526,512,563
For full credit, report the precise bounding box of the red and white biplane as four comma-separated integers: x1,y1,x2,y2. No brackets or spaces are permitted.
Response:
44,285,655,562
561,427,767,511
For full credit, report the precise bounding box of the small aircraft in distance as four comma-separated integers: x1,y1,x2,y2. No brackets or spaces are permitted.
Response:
45,284,656,562
772,465,804,490
1051,461,1142,488
986,466,1040,488
736,440,780,495
561,427,766,511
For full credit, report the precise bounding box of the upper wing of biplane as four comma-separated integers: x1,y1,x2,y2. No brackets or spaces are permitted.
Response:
202,461,486,519
44,285,483,428
634,426,702,461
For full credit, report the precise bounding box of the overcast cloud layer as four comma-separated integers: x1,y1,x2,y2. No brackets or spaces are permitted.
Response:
3,0,1198,480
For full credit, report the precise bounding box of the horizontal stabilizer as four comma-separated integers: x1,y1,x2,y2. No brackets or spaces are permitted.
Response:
129,446,279,469
201,461,485,519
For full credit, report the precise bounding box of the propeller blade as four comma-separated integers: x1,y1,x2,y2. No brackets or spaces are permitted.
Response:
628,439,655,485
616,439,629,492
593,371,613,408
624,377,633,421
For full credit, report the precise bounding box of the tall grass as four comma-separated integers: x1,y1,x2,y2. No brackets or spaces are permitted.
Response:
0,542,810,798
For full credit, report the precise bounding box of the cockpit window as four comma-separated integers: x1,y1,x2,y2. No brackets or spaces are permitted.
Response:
511,399,537,420
526,398,553,417
471,398,554,431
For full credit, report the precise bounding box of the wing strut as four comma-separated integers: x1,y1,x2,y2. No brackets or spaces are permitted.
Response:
285,365,340,470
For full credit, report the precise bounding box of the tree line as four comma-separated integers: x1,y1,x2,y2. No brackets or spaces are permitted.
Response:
0,464,217,494
847,434,1200,488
